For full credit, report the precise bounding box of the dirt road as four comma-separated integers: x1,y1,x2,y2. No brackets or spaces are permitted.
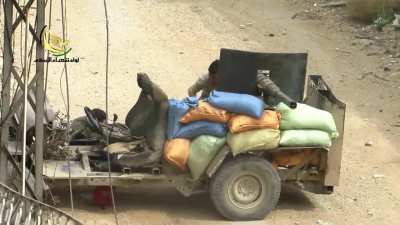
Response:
43,0,400,224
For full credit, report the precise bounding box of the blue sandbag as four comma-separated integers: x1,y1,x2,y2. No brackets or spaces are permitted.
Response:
175,120,227,139
167,97,199,139
183,96,199,108
208,90,265,118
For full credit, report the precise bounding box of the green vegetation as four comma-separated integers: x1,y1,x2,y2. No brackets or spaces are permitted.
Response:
373,0,395,30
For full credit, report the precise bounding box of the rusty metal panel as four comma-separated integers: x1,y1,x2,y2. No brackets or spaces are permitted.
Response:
304,75,346,186
206,145,230,178
43,160,167,187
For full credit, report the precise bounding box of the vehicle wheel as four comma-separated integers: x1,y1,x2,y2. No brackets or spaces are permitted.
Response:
209,155,281,221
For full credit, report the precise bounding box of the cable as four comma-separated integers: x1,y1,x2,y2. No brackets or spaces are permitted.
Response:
60,0,74,214
103,0,119,224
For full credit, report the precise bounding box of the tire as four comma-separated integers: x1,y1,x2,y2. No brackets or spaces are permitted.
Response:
209,155,281,221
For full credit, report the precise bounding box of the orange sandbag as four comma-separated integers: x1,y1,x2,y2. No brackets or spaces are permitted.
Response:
163,139,190,171
228,110,281,133
271,149,320,168
180,101,231,123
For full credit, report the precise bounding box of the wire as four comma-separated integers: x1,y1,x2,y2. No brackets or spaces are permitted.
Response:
59,67,67,112
103,0,119,224
60,0,74,214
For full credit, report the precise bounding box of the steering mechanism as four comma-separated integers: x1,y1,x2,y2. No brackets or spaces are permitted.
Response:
84,106,103,134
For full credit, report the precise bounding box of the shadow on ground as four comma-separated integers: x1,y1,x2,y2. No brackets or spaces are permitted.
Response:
51,183,315,221
277,185,315,211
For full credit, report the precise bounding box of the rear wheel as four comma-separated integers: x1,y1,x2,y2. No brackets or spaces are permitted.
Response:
209,155,281,221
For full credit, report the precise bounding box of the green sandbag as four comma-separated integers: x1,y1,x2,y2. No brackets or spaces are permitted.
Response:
188,135,226,180
276,102,339,138
279,130,332,147
227,129,280,156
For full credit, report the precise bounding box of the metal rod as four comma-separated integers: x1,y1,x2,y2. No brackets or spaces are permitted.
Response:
11,0,40,43
11,67,37,110
11,0,35,32
44,0,53,97
0,0,14,183
0,73,39,129
22,7,30,197
103,0,120,224
34,0,45,201
1,146,37,199
60,0,74,213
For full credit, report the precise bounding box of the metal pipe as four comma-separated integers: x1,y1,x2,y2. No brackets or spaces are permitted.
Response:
22,7,30,197
35,0,46,201
60,0,74,213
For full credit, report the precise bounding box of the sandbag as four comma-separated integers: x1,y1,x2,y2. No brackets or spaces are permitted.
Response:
188,135,226,180
279,130,332,147
276,102,339,138
175,120,227,139
167,97,198,139
208,90,265,118
180,101,231,124
163,139,190,171
227,129,280,156
228,110,281,133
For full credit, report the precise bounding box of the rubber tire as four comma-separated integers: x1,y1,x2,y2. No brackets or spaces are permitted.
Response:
209,155,281,221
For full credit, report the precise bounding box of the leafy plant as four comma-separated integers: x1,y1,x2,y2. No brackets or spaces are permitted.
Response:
373,0,395,31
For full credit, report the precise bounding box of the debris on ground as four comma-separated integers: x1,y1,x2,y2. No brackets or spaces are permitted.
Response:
335,48,351,54
316,219,333,225
320,1,347,8
358,39,374,49
394,14,400,29
372,174,385,179
383,66,391,72
391,122,400,127
365,141,373,147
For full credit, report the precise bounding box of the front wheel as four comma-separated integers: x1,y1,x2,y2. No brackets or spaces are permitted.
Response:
209,155,281,221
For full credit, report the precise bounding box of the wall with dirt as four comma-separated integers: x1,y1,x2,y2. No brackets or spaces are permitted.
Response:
347,0,400,21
